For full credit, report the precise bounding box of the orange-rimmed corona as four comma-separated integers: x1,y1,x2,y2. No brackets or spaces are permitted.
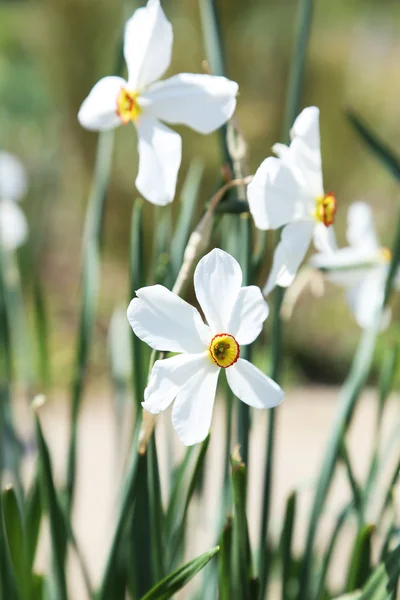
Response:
209,333,240,368
315,192,337,227
116,88,141,124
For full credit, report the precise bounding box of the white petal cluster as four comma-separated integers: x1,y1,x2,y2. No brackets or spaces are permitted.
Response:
0,152,28,251
247,107,336,295
78,0,238,206
127,248,283,446
310,202,399,329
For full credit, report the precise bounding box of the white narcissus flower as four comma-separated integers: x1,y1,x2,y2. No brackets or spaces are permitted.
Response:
310,201,399,329
0,152,28,251
127,248,284,445
78,0,238,207
247,106,337,295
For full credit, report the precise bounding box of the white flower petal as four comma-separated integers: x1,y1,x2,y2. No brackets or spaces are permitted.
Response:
0,152,28,201
124,0,173,90
194,248,242,333
143,353,208,414
272,143,289,160
171,358,220,445
136,116,181,205
226,358,283,409
78,76,127,131
290,106,321,153
313,222,337,253
346,267,387,329
0,200,28,250
247,157,308,230
347,201,379,252
228,286,269,346
141,73,238,134
310,247,376,287
127,284,211,353
263,221,314,295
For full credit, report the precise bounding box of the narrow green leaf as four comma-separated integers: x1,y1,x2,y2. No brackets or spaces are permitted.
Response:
25,471,42,574
0,491,22,600
340,441,363,522
166,436,210,567
231,448,253,600
347,111,400,182
147,436,165,582
218,517,233,600
2,485,28,599
280,492,297,600
346,524,375,592
170,160,204,281
33,275,51,390
140,546,220,600
34,409,68,600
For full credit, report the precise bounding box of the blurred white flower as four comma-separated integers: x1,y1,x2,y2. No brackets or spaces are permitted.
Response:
78,0,238,206
127,248,283,445
247,106,337,295
0,152,28,251
310,201,398,329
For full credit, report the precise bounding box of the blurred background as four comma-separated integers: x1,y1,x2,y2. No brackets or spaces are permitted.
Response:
0,0,400,386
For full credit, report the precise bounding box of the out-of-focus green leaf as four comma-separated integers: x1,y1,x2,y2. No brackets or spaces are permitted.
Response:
345,524,375,592
347,111,400,182
334,544,400,600
0,492,22,600
34,410,68,600
166,436,210,567
2,485,28,599
33,275,50,390
231,448,254,600
170,160,204,280
139,546,220,600
280,492,297,600
30,574,45,600
147,436,165,582
25,471,42,574
218,516,232,600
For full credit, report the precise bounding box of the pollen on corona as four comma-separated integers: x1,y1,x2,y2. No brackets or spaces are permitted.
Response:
116,88,141,124
315,192,337,227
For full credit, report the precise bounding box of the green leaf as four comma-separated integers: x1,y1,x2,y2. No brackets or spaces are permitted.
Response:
346,524,375,592
139,546,220,600
34,410,68,600
334,544,400,599
2,485,28,599
166,436,210,567
347,111,400,182
25,472,42,574
218,517,233,600
0,490,21,600
279,492,297,600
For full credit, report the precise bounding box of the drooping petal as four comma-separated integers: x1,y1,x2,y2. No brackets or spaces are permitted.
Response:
263,221,314,295
135,116,182,205
227,286,269,346
0,152,28,201
247,157,309,230
171,358,220,445
0,200,28,250
226,358,283,409
347,201,379,253
143,353,208,414
313,222,337,253
141,73,238,134
346,267,387,329
194,248,242,333
78,76,127,131
124,0,173,90
127,284,212,353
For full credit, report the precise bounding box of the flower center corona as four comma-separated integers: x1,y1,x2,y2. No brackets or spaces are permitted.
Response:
379,247,392,263
315,193,337,227
209,333,240,368
116,88,141,124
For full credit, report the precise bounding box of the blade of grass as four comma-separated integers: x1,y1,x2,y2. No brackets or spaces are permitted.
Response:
259,1,314,596
2,485,28,600
345,524,375,593
25,472,42,574
140,546,220,600
0,491,21,600
218,516,233,600
346,111,400,182
298,209,400,599
280,492,297,600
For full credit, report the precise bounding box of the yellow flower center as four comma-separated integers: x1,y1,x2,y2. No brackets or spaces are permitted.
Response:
116,88,141,124
314,192,337,227
379,246,392,263
209,333,240,369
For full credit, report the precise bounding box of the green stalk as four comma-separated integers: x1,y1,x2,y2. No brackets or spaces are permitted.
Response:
258,1,314,595
298,209,400,599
